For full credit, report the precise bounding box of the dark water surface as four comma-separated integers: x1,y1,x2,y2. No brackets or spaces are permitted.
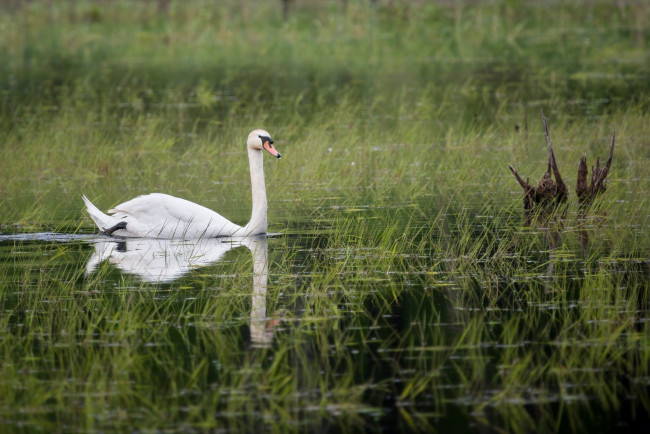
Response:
1,198,648,433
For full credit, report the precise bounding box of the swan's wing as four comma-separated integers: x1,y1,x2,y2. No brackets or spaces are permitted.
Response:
109,193,207,219
108,193,242,238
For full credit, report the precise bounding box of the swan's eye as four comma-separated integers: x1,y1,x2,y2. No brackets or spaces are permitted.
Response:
258,135,273,145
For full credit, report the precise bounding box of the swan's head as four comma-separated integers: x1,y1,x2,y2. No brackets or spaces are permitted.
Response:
248,129,281,159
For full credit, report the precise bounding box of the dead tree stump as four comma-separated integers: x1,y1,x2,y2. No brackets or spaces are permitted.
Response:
509,112,569,213
576,131,615,207
510,112,616,221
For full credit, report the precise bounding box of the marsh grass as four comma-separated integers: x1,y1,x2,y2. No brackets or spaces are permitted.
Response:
1,0,649,432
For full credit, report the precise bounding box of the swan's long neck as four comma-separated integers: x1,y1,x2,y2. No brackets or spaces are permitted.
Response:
244,147,267,235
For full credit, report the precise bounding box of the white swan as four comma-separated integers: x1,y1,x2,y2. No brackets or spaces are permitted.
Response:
82,129,281,239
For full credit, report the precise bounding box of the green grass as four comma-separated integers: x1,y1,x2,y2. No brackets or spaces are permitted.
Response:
0,0,649,432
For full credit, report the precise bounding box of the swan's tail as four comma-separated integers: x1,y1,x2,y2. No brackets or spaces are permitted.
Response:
82,195,112,230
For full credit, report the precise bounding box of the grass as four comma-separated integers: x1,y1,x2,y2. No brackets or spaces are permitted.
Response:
0,0,649,432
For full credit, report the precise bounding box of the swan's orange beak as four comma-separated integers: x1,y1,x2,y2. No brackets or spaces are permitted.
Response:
263,141,282,159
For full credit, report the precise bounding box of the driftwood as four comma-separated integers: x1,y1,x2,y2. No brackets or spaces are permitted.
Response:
509,113,616,257
576,131,615,207
509,112,569,212
510,112,616,228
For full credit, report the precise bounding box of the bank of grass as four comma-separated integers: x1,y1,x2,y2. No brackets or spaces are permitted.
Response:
2,0,650,131
1,0,649,228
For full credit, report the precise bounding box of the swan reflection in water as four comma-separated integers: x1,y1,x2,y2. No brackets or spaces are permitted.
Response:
86,235,275,347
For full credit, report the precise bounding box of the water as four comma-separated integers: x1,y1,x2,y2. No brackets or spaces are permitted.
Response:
1,200,648,433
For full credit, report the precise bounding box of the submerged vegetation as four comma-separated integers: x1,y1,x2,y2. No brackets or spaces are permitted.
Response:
0,0,649,432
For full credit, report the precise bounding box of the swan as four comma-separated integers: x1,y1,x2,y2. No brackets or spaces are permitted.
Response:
82,129,281,239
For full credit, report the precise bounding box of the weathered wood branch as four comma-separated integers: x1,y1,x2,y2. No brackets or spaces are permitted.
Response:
576,130,615,206
509,165,535,210
542,111,568,202
576,154,589,201
511,113,616,214
509,113,568,213
509,165,531,191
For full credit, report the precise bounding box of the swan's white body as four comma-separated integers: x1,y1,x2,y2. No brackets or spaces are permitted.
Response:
83,129,281,239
